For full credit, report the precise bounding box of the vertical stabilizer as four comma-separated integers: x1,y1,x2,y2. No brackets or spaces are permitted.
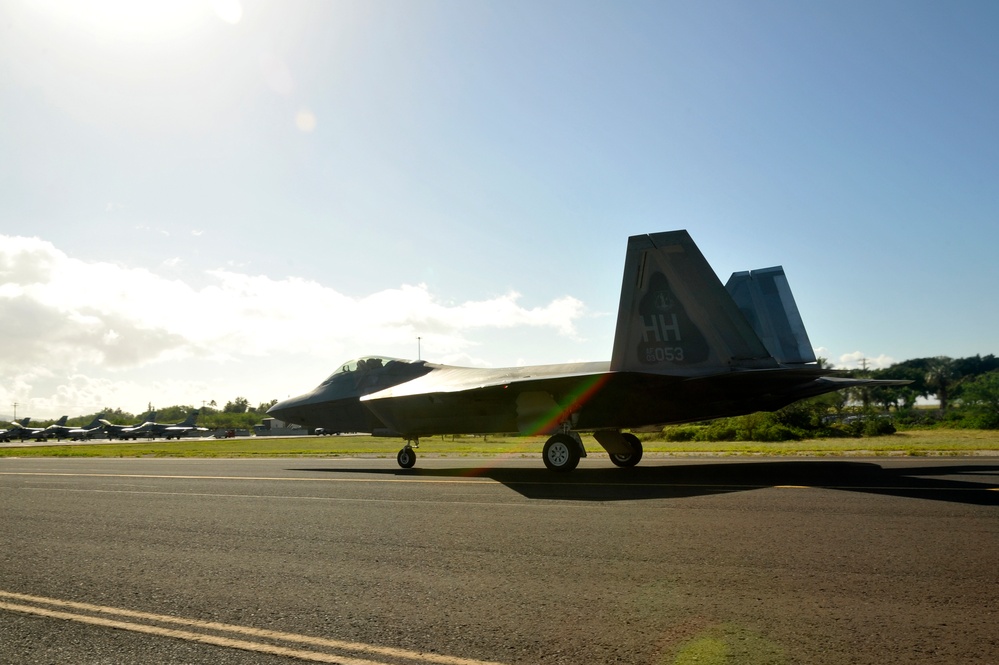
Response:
178,410,200,427
610,231,778,373
82,414,105,429
725,267,816,365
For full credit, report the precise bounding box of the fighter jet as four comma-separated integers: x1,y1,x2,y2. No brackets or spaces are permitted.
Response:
37,416,70,440
120,410,207,440
3,416,56,442
101,411,157,440
33,415,104,441
0,418,36,442
54,414,107,441
1,415,104,442
157,410,209,439
269,230,909,471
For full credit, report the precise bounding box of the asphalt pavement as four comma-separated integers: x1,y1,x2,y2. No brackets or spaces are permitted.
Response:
1,456,997,664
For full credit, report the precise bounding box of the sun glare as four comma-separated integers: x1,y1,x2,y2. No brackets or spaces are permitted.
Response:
26,0,241,42
295,109,317,133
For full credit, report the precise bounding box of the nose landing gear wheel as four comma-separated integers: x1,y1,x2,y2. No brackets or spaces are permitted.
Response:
397,446,416,469
542,433,581,472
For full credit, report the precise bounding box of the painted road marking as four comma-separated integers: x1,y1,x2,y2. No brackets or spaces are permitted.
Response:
0,590,508,665
1,471,996,493
0,471,494,484
0,471,774,490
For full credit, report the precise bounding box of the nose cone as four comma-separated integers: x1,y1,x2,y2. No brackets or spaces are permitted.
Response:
267,393,313,425
268,388,381,434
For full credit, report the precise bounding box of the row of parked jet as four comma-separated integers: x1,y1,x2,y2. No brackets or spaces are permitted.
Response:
0,411,207,442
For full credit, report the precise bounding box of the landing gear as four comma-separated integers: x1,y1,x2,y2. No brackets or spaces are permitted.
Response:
542,433,582,472
609,432,643,468
396,444,417,469
395,439,420,469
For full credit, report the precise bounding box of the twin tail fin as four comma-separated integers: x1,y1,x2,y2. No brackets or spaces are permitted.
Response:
610,231,814,373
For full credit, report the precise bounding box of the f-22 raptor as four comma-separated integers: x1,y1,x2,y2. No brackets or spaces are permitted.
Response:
269,230,908,472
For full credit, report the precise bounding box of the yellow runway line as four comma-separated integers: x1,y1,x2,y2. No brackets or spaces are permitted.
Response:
0,590,509,665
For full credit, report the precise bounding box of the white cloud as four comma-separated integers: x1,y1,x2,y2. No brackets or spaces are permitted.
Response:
211,0,243,25
0,235,589,417
836,351,897,371
0,373,219,422
812,347,897,371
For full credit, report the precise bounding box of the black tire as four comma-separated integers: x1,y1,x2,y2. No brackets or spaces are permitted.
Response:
397,447,416,469
542,434,581,472
609,432,643,468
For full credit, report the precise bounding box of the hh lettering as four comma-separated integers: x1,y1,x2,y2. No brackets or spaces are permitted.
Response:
641,313,682,343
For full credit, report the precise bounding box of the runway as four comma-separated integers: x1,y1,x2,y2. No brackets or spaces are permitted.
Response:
1,456,997,664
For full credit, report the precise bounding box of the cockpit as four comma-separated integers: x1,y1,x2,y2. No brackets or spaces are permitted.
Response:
321,357,409,386
312,357,433,397
335,356,397,374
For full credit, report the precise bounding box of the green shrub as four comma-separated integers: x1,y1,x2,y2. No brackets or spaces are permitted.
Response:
863,418,897,436
696,422,738,441
653,409,903,442
748,423,800,441
968,413,999,429
893,409,940,427
660,426,700,442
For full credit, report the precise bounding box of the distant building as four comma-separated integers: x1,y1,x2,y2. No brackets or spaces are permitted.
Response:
253,417,311,436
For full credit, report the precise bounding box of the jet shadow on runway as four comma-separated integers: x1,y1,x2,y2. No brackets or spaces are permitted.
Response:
291,460,999,506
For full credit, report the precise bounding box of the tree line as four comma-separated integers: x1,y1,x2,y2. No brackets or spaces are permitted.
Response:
860,354,999,428
658,353,999,442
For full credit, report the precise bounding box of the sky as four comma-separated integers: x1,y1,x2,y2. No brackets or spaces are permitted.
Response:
2,0,998,420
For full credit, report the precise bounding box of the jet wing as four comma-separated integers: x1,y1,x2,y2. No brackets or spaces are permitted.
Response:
359,361,619,437
360,361,611,402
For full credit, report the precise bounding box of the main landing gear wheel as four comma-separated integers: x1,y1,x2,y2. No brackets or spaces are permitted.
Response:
609,432,643,468
542,433,581,472
397,446,416,469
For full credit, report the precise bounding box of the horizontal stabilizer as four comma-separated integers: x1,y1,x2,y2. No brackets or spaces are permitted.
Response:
816,376,913,388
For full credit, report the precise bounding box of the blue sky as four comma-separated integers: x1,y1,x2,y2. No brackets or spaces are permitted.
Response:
2,0,997,418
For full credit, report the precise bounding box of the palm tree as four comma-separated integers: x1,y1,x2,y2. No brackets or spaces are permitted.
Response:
924,356,957,412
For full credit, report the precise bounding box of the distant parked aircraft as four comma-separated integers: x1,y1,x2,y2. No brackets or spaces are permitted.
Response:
60,415,108,441
112,411,208,440
269,230,909,471
1,417,55,442
101,411,157,440
0,418,35,442
38,416,70,440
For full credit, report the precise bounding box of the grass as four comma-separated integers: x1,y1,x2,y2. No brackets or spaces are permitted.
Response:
644,429,999,456
1,429,998,458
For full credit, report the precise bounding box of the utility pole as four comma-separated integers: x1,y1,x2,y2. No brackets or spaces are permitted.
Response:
12,402,18,420
417,336,422,361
